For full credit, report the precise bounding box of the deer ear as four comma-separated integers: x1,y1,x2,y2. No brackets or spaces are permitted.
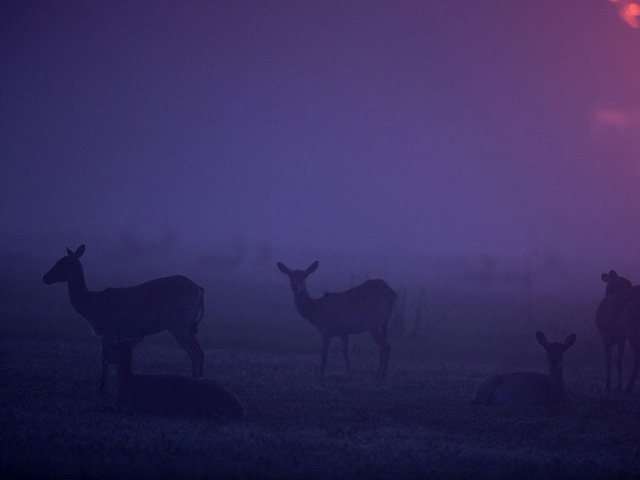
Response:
536,331,548,347
305,260,319,276
277,262,291,275
564,333,577,349
66,247,73,256
74,244,86,259
601,273,610,283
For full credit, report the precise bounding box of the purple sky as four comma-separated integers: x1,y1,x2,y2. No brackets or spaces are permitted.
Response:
1,1,639,260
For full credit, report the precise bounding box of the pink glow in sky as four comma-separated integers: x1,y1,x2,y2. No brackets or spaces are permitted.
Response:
1,1,639,261
611,0,640,28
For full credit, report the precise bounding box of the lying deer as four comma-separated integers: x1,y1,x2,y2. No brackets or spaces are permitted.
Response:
110,339,244,418
277,261,397,380
43,245,205,393
472,331,576,406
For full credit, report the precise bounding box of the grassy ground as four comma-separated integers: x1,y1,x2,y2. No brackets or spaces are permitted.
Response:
2,272,640,479
3,333,640,479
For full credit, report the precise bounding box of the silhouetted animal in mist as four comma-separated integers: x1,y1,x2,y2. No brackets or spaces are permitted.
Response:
596,270,633,393
620,298,640,394
109,339,244,418
597,270,640,394
277,261,397,380
472,331,576,406
43,245,205,393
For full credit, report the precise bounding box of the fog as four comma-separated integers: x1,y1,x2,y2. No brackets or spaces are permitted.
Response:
5,4,640,477
1,0,639,276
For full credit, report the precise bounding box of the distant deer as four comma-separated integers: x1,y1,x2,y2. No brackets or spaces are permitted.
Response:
472,331,576,406
43,245,205,393
277,261,397,380
596,270,632,393
110,339,244,418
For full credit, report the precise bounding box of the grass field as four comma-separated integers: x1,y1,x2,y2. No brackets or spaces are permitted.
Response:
2,262,640,479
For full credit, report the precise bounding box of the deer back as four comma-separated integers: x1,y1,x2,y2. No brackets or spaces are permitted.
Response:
83,275,203,337
312,279,397,334
116,374,244,418
474,372,551,406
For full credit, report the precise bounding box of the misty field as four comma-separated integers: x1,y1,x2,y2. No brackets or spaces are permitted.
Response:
2,258,640,479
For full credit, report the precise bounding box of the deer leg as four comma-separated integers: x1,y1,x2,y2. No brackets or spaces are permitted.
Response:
320,335,331,377
190,334,205,377
99,359,109,394
604,341,613,394
624,344,639,395
99,337,114,394
616,341,626,393
340,335,351,374
172,330,204,378
369,330,391,381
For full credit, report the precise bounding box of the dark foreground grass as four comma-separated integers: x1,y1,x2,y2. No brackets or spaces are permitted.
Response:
2,334,640,480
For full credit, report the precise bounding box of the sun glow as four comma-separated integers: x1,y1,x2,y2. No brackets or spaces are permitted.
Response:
593,107,631,129
610,0,640,28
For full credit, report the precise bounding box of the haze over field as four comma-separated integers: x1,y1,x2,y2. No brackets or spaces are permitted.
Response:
4,3,640,479
1,0,639,266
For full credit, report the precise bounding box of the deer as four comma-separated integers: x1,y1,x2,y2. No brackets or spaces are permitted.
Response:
109,339,244,418
599,280,640,395
622,299,640,394
472,331,577,406
43,245,205,393
277,261,397,380
596,270,633,393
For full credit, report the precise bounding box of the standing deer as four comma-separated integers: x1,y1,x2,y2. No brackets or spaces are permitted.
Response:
622,299,640,394
472,331,577,406
600,281,640,395
43,245,205,393
277,261,397,380
110,339,244,418
596,270,633,393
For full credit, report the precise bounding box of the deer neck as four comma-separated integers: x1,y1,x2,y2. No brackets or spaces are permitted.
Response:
66,264,95,320
293,288,316,325
548,366,565,404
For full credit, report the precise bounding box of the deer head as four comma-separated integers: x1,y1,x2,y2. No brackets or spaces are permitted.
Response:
277,261,319,294
43,245,85,284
